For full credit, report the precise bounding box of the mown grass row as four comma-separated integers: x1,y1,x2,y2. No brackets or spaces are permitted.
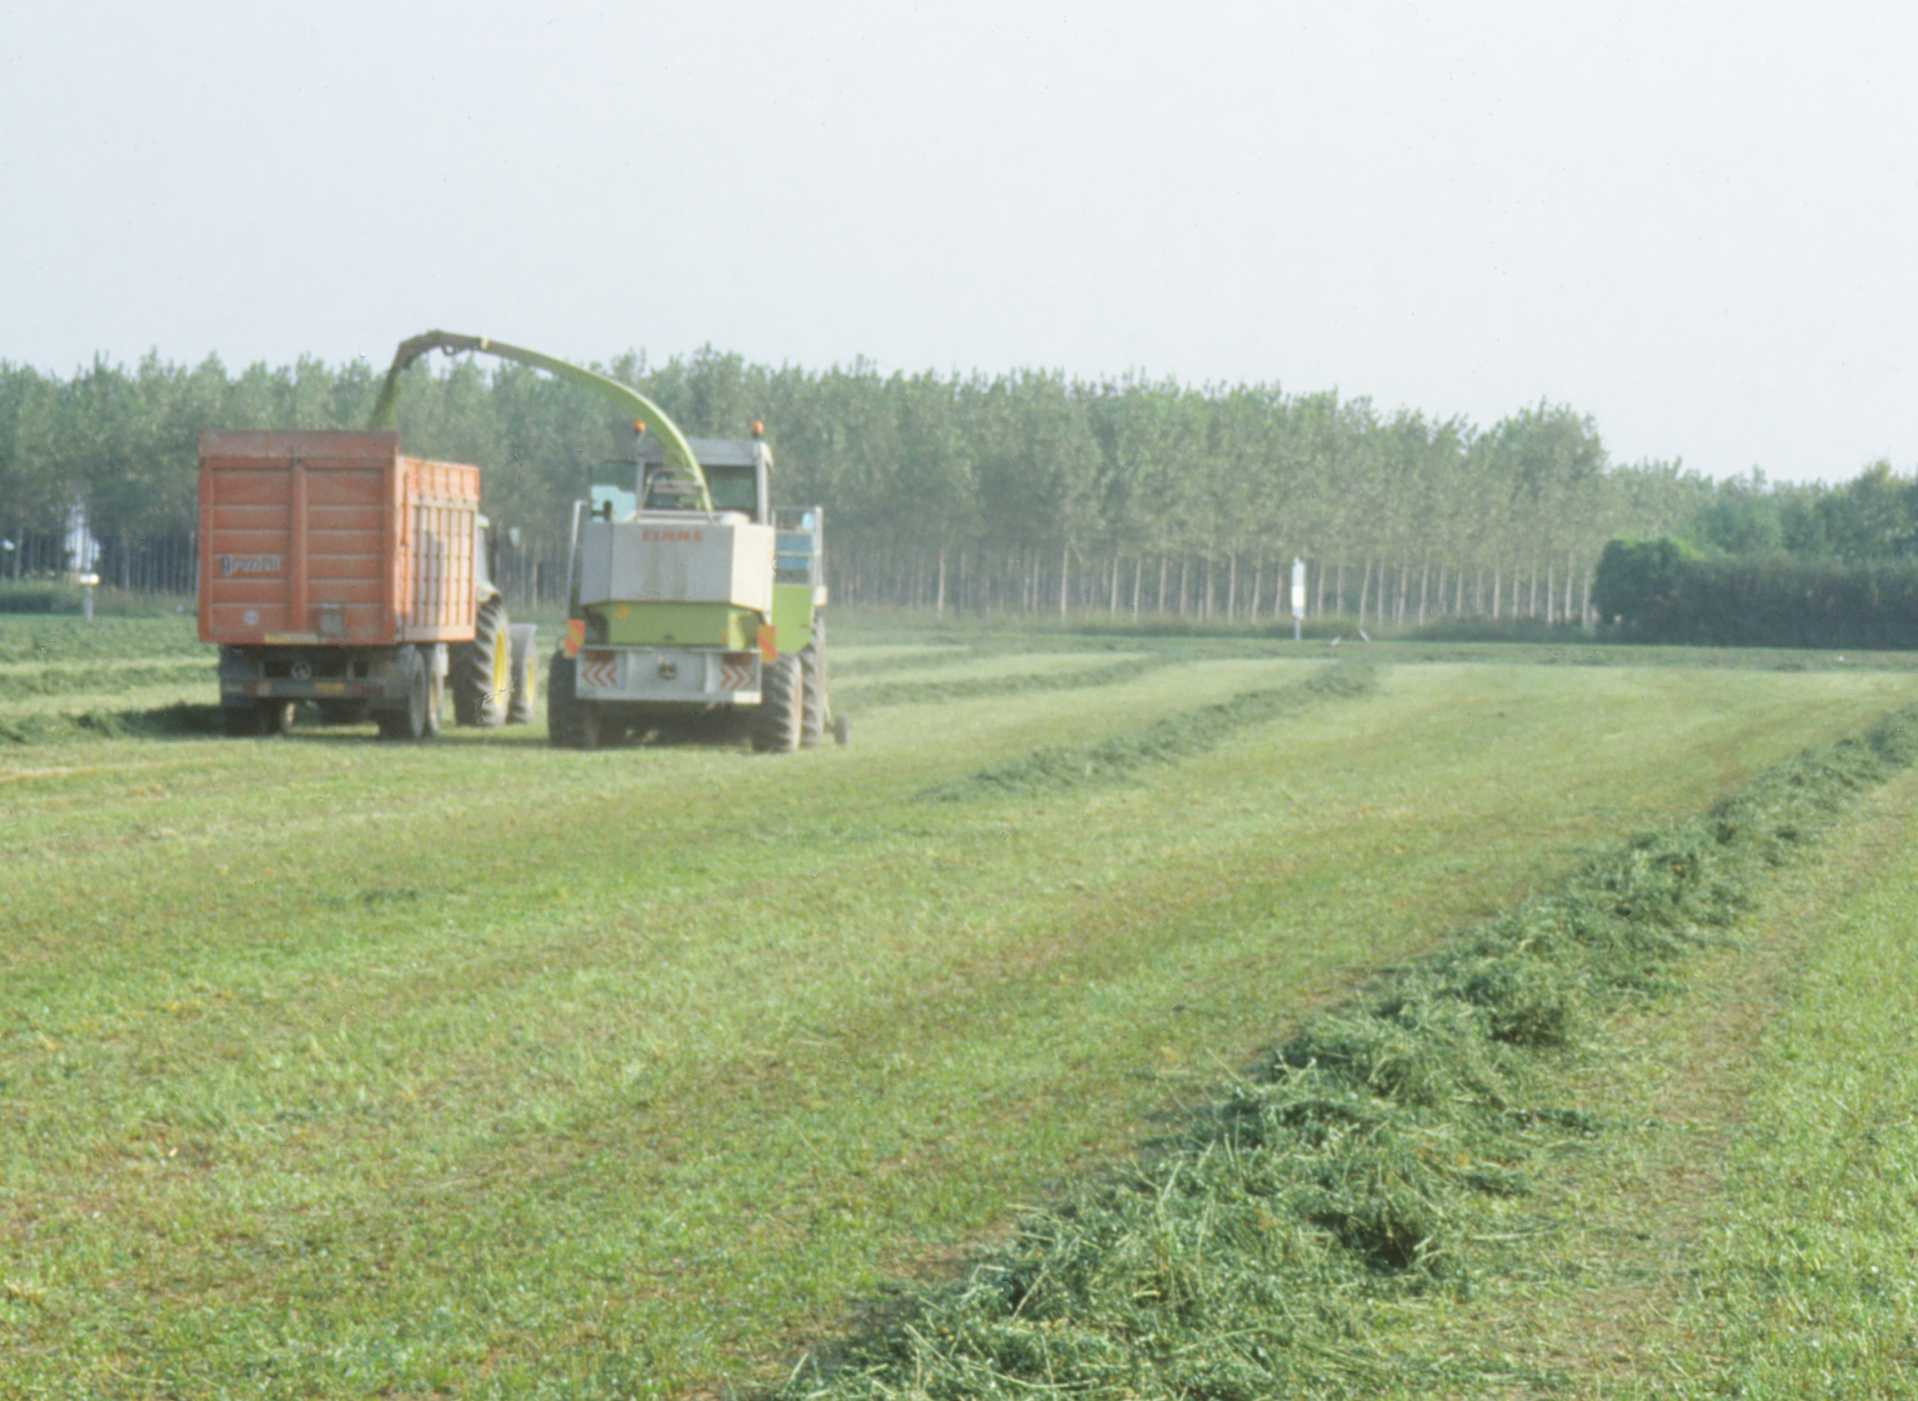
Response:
840,655,1185,712
0,613,204,665
0,658,212,700
783,702,1918,1398
0,701,226,745
922,660,1378,801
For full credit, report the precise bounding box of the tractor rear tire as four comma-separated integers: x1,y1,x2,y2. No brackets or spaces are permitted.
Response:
506,623,539,724
752,653,803,754
547,652,588,748
453,597,509,727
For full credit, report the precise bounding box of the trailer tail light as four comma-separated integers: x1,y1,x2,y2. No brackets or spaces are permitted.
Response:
564,617,585,658
756,624,777,662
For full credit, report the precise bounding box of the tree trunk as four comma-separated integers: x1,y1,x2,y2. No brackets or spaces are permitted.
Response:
1058,542,1070,618
1356,559,1371,626
1249,556,1263,624
1157,555,1168,614
1492,565,1502,621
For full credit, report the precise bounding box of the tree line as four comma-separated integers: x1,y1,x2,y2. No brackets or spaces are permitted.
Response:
1,347,1886,623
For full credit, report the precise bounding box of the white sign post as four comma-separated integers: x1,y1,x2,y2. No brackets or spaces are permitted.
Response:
1290,558,1306,641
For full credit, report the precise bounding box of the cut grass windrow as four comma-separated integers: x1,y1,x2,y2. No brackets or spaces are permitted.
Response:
0,658,213,700
920,658,1379,801
0,701,226,745
839,655,1184,713
782,703,1918,1399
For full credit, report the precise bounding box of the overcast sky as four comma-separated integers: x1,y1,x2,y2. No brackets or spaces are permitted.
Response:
4,0,1912,482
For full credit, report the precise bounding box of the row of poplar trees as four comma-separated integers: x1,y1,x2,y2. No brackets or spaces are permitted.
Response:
0,347,1727,624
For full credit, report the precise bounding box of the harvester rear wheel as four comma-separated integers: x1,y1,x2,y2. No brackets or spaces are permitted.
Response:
453,597,510,727
799,616,829,749
506,623,538,724
752,653,803,753
547,652,588,748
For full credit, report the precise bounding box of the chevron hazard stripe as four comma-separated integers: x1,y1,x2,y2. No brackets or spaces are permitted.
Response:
579,651,619,689
719,658,754,692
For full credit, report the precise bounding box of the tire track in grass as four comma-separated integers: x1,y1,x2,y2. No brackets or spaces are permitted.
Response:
920,658,1380,800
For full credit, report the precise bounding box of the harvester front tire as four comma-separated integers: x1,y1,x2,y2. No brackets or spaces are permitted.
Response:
547,652,588,748
454,597,510,727
751,653,803,754
506,623,539,724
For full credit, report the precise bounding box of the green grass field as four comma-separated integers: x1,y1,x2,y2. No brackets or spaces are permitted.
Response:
4,612,1916,1397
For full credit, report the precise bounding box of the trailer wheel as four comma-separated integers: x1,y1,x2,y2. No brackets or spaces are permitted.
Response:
378,651,431,741
752,653,803,754
506,623,539,724
258,699,297,737
454,597,510,727
547,652,588,748
423,670,445,739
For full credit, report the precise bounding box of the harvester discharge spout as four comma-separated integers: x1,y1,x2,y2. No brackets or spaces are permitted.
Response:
368,329,713,512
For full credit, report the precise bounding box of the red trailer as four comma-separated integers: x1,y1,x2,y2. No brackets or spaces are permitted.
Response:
198,430,514,738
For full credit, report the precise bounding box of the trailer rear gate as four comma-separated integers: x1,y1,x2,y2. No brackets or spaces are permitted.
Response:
197,431,480,648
